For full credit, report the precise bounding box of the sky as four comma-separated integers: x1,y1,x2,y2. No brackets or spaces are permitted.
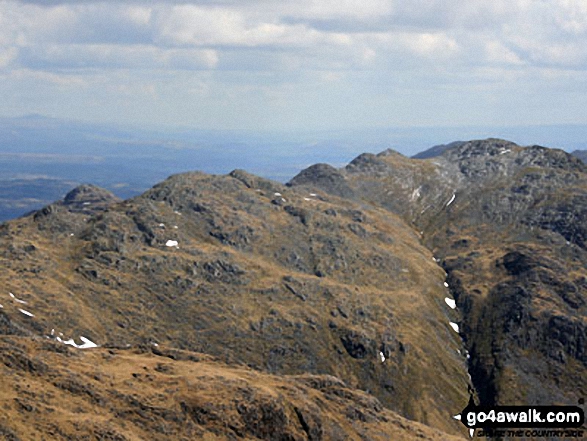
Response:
2,1,587,132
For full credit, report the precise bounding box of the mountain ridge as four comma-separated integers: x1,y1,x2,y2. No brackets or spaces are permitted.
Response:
1,137,586,439
0,166,471,438
290,139,587,412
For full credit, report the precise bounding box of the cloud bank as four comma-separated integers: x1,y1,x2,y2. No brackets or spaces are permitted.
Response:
2,0,587,129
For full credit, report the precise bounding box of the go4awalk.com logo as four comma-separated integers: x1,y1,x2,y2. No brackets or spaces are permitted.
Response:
454,396,586,438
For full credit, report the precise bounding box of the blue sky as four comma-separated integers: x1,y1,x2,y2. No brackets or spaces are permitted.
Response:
2,0,587,131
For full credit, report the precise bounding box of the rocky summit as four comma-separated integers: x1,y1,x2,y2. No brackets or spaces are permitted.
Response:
0,138,586,440
290,139,587,410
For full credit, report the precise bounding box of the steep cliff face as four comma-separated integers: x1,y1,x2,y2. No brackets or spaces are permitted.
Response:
290,139,587,408
0,171,470,437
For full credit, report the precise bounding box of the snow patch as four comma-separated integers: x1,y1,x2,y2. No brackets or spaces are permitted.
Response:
79,336,99,349
165,240,179,248
443,281,449,288
453,414,461,421
159,223,165,227
56,335,99,349
274,192,282,196
446,193,456,206
379,351,386,363
9,292,27,304
499,149,511,155
309,193,317,197
445,297,456,309
19,309,34,317
449,322,459,333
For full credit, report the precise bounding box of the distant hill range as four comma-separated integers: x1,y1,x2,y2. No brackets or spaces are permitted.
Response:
1,138,586,440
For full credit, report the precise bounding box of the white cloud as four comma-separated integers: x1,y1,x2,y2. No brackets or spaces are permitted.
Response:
10,68,86,86
0,47,18,68
21,43,219,70
3,0,587,129
291,0,394,21
400,32,459,58
484,40,524,65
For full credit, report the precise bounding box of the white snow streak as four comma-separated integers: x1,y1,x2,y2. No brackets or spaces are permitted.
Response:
444,282,449,288
165,240,179,247
19,309,34,317
449,322,459,333
446,193,456,206
445,297,456,309
379,351,386,363
56,335,99,349
78,336,99,349
9,292,27,304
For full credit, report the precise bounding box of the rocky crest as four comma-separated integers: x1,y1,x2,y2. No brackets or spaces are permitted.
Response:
290,139,587,411
0,169,470,438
